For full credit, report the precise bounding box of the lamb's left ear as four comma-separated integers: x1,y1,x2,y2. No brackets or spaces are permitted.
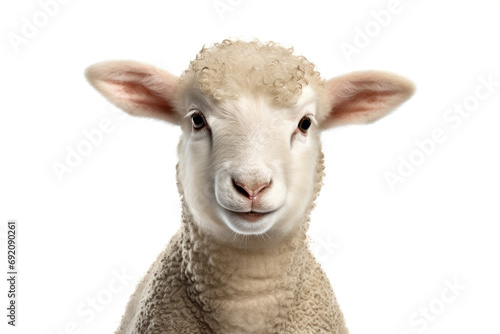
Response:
85,60,182,124
320,71,415,129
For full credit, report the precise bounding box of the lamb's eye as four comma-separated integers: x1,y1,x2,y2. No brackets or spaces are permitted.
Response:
298,116,312,133
191,112,206,130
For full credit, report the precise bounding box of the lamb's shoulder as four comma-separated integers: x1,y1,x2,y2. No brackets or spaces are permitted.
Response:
116,230,211,334
281,250,349,334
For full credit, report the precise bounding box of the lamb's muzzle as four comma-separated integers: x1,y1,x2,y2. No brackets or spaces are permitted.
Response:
84,39,415,334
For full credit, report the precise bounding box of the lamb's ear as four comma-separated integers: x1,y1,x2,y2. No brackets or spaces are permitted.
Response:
320,71,415,129
85,60,182,124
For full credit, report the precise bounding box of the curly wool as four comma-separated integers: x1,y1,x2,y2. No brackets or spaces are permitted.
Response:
115,146,348,334
179,39,325,105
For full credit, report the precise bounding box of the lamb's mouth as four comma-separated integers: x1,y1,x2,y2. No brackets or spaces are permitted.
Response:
227,210,275,223
220,208,280,235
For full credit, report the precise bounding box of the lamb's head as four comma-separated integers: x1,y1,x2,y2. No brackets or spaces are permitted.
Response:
85,40,414,247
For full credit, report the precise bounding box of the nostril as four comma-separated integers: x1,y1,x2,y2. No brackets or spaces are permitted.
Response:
233,180,250,198
232,179,270,200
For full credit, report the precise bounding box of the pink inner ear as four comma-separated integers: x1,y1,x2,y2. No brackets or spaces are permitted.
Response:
105,78,172,113
322,72,415,128
86,60,181,124
335,89,399,116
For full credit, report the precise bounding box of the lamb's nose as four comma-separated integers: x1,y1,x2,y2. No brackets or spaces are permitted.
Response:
233,179,270,201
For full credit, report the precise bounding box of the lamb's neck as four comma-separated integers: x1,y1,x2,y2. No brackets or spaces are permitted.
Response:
179,211,309,333
180,213,309,287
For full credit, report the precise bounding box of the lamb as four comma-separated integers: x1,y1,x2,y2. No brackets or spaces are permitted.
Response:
85,39,414,334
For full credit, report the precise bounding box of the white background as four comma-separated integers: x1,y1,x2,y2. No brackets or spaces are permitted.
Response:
1,0,499,333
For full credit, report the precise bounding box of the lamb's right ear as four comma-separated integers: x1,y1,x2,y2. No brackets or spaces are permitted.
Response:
319,71,415,129
85,60,182,124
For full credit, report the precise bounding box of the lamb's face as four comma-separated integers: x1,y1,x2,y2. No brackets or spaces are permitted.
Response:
177,86,321,242
85,41,414,248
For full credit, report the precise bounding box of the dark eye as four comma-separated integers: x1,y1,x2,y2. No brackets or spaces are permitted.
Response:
298,116,312,133
191,112,206,130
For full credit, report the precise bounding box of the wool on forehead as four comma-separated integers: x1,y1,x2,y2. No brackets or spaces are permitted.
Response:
179,39,326,106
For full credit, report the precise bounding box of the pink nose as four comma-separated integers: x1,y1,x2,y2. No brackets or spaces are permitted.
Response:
233,180,270,201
